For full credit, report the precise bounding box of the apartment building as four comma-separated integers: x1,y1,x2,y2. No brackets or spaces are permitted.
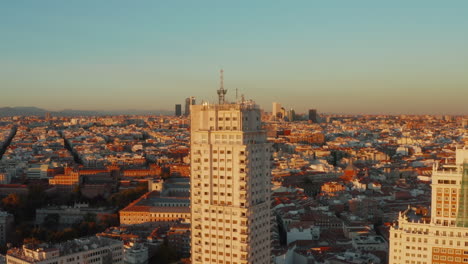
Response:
389,148,468,264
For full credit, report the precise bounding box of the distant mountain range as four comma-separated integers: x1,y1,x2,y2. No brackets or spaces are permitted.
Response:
0,107,172,117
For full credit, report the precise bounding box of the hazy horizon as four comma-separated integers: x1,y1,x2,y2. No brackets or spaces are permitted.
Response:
1,1,468,115
1,105,467,117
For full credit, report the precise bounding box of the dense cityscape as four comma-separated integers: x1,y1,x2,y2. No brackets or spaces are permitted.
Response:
0,93,467,263
2,1,468,263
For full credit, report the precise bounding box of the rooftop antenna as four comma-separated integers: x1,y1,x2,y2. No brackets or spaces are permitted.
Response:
236,88,238,102
217,69,227,104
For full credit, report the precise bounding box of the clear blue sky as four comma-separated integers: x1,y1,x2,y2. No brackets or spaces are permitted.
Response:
1,0,467,114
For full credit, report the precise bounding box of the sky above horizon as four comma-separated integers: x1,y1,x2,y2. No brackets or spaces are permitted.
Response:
1,1,468,115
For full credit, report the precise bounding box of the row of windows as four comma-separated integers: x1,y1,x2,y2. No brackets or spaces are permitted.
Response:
210,126,237,130
403,237,468,247
437,180,458,184
203,225,246,233
433,255,468,262
194,174,269,184
200,257,244,264
437,199,459,205
202,217,247,224
202,209,245,217
219,116,237,121
435,211,457,217
66,256,79,262
194,240,244,249
194,175,234,180
193,239,249,248
435,239,467,246
433,248,468,254
433,261,468,264
195,259,242,264
436,197,458,203
213,150,241,154
437,188,458,193
202,234,244,241
204,191,235,197
204,183,233,188
199,196,243,204
405,246,428,250
87,257,101,263
202,250,244,258
404,253,427,258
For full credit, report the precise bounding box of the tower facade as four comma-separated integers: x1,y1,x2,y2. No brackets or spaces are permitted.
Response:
272,102,281,120
185,97,196,116
308,109,318,123
389,147,468,264
190,102,272,264
175,104,182,116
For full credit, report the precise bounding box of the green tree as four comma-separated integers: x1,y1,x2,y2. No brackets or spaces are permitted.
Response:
150,240,178,264
43,213,60,229
83,212,97,222
109,185,147,209
1,193,22,213
98,214,119,228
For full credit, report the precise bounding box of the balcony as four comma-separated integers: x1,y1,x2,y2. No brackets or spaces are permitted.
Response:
238,171,247,178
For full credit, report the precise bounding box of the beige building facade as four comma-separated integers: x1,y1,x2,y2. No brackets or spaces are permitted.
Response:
190,102,272,264
390,148,468,264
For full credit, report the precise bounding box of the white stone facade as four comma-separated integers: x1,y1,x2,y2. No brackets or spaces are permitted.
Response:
6,236,123,264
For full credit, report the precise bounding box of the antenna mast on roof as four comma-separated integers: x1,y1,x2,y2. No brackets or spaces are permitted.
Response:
217,69,227,104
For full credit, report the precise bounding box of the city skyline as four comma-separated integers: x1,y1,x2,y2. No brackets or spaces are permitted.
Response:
2,1,468,262
2,1,468,114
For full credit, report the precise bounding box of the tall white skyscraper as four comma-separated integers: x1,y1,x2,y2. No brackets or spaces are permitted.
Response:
272,102,281,120
190,97,272,264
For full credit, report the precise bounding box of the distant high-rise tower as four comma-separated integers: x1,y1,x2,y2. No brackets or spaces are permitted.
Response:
190,87,272,264
185,96,196,116
45,112,51,121
389,147,468,264
308,109,318,123
175,104,182,116
272,102,281,120
287,108,295,122
462,118,468,128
